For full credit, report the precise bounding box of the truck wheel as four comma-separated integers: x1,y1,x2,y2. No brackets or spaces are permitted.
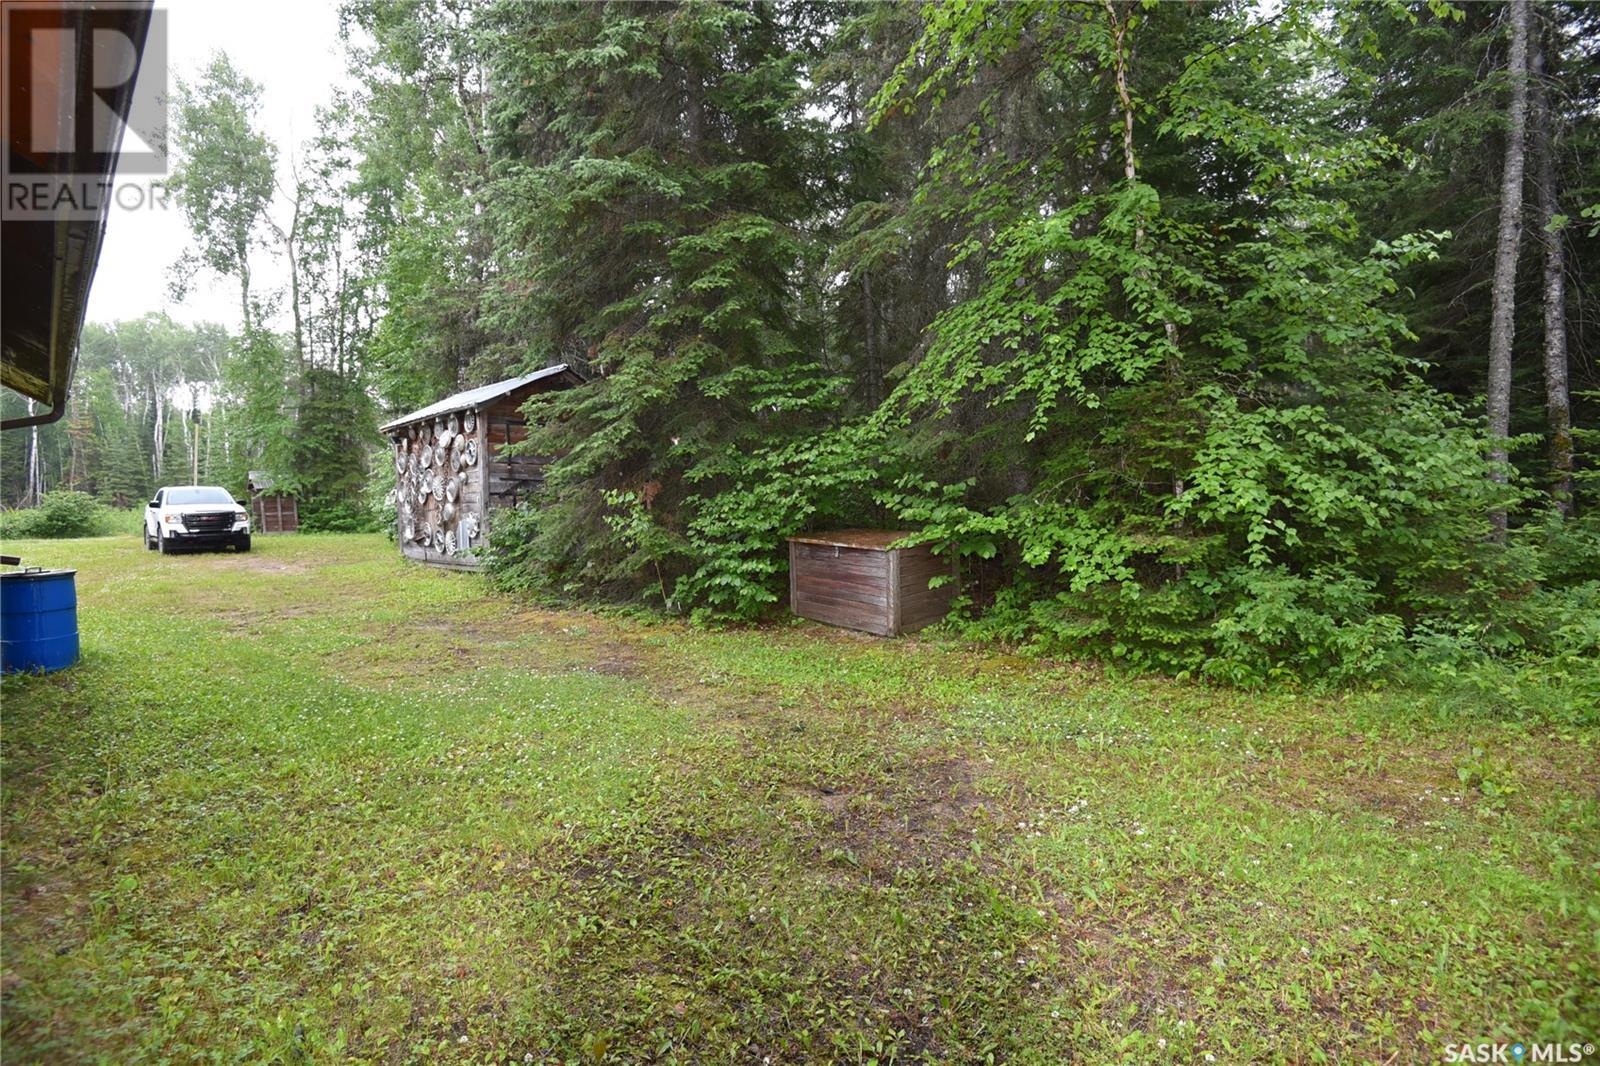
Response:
157,530,170,554
237,536,251,553
144,529,155,550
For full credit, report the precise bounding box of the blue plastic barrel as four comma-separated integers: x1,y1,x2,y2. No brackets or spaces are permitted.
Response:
1,568,80,674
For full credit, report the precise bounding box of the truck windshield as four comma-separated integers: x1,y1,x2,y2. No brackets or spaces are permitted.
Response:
165,488,235,506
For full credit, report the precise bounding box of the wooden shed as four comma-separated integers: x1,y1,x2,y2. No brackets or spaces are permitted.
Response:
379,364,584,569
787,530,956,637
247,471,298,533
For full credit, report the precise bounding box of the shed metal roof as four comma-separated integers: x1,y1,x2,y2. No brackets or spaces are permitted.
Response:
379,364,577,433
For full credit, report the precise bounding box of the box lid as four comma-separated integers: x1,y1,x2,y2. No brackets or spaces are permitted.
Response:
787,529,916,551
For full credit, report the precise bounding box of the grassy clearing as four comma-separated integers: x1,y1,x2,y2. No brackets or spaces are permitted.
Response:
1,533,1595,1064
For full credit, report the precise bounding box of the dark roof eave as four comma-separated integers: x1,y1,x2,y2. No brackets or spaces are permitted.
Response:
0,2,154,431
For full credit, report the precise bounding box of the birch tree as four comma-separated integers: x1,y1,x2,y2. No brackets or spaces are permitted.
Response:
169,55,276,335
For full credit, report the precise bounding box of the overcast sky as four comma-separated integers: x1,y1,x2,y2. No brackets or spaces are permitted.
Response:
86,0,354,331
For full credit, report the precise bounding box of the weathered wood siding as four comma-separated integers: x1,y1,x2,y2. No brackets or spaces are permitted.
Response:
483,393,554,512
893,544,955,633
791,541,894,635
250,494,298,533
788,537,956,636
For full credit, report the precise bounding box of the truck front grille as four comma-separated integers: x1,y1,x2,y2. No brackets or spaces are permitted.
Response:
183,511,234,533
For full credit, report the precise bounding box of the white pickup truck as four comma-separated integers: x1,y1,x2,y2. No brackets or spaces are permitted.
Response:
144,486,252,554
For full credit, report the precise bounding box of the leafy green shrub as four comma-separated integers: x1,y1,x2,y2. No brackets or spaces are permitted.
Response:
0,509,39,539
297,498,381,534
484,500,568,598
674,422,889,622
0,491,109,539
35,490,108,537
485,487,657,603
601,490,688,611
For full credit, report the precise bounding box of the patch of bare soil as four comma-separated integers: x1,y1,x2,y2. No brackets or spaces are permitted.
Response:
235,557,313,575
584,648,644,678
1248,734,1542,830
836,755,994,868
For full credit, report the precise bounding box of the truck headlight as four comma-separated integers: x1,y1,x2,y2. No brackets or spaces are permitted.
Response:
162,513,180,524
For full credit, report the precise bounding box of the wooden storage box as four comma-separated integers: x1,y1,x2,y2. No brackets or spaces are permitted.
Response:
787,530,955,636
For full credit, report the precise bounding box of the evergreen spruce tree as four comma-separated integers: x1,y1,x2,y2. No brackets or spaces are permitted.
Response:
473,0,833,595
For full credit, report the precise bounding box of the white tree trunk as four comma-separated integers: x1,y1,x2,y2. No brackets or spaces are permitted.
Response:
152,380,166,479
23,400,44,507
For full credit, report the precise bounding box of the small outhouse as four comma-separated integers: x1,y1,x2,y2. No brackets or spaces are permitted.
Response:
247,471,298,533
787,530,956,636
379,364,584,569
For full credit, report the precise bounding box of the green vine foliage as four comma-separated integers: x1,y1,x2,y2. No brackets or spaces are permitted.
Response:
676,417,892,622
460,0,1600,694
667,0,1592,690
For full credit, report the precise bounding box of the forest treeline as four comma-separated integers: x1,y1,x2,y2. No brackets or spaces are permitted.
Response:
7,0,1597,692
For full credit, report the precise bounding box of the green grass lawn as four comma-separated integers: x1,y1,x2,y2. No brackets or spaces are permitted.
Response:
2,533,1595,1064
